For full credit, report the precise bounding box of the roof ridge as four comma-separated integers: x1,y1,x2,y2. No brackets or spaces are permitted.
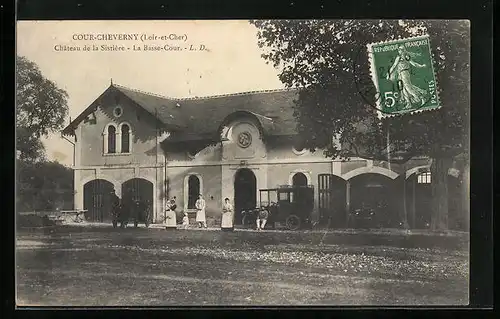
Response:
113,83,176,100
176,88,297,101
114,83,297,101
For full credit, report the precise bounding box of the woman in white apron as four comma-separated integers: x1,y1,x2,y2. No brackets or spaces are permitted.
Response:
164,197,177,230
221,198,234,231
195,194,207,228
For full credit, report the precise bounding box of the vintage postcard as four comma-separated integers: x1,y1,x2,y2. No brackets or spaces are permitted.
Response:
16,20,470,306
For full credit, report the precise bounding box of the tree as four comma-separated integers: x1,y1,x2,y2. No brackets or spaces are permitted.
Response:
16,56,73,213
16,126,46,162
16,159,74,212
251,20,469,230
16,56,69,162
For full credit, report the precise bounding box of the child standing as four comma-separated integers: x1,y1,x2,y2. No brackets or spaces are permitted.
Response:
181,211,190,229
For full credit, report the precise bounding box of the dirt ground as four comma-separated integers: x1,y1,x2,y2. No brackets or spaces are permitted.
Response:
16,225,469,306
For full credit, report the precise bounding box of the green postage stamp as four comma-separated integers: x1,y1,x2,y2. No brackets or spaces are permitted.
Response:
367,35,441,118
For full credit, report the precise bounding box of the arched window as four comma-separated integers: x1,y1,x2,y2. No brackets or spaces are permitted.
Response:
121,124,130,153
107,125,116,153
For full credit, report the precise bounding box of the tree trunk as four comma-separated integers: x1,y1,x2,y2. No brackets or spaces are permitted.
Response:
399,176,409,229
430,157,453,231
461,160,470,231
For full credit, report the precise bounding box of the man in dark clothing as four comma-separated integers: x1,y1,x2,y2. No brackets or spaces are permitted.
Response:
120,196,133,228
110,190,121,228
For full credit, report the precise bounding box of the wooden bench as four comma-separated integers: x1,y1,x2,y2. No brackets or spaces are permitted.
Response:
18,210,87,223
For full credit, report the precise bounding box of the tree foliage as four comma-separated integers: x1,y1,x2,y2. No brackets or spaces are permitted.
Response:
251,20,469,162
16,160,74,212
16,56,69,162
252,20,470,231
16,57,73,213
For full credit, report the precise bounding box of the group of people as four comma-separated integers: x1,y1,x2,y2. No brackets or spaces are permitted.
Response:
109,189,151,227
164,194,235,231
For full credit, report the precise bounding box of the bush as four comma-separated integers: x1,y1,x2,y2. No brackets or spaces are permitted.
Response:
17,214,56,228
17,159,74,212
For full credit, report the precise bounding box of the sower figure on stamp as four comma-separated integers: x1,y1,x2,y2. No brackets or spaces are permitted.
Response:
195,194,207,228
387,45,427,109
164,197,177,230
221,197,234,232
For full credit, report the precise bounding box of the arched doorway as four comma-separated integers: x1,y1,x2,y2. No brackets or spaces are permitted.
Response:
187,175,200,209
291,172,312,210
234,168,257,224
122,178,154,221
83,179,115,222
292,172,308,187
349,173,396,228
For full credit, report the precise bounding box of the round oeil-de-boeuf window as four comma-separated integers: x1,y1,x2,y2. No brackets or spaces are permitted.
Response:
237,131,252,148
113,106,123,118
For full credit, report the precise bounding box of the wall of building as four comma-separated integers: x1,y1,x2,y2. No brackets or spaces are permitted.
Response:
221,118,267,161
72,92,465,229
165,143,223,162
266,139,330,162
75,165,164,222
78,91,161,167
166,165,222,218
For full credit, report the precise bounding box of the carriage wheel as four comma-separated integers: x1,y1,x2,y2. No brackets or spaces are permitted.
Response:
285,215,301,231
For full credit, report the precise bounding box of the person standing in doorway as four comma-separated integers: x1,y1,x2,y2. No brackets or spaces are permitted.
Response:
195,194,207,228
221,198,234,231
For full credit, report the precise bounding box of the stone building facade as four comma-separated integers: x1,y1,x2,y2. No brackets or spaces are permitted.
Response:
62,83,468,230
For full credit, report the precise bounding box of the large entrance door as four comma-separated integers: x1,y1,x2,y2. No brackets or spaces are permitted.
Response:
122,178,154,222
234,168,257,224
83,179,115,222
318,174,347,227
350,173,395,228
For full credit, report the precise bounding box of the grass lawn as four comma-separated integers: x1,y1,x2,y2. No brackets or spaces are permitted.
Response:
16,225,469,306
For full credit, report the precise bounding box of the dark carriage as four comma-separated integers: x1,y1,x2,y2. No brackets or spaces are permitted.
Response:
112,198,152,228
241,185,314,231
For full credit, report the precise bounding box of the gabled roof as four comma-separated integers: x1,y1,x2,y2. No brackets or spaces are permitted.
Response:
62,83,300,141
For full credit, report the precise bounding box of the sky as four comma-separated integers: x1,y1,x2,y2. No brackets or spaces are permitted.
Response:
17,20,285,166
